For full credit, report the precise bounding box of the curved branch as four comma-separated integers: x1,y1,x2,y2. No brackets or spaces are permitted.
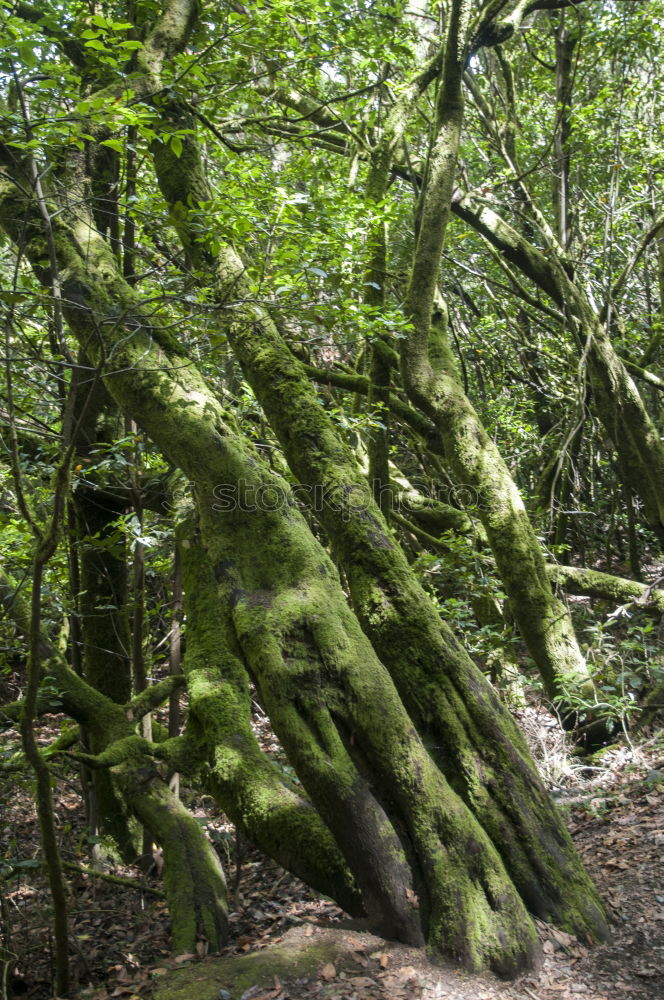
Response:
128,674,185,720
547,563,664,616
601,213,664,322
301,363,437,440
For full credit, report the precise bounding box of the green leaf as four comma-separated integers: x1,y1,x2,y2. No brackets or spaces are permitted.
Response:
170,135,183,158
100,138,124,152
16,41,37,67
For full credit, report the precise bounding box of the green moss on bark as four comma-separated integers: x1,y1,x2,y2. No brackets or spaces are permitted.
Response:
0,564,229,954
0,135,599,976
176,502,362,916
143,125,609,957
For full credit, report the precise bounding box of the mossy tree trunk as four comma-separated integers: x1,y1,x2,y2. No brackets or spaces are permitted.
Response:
546,563,664,615
145,86,609,955
174,497,363,917
0,567,229,955
399,5,592,708
0,143,545,978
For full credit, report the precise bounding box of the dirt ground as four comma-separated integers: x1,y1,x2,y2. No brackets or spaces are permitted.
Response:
1,710,663,1000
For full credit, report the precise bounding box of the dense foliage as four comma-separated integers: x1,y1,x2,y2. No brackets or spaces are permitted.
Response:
0,0,662,991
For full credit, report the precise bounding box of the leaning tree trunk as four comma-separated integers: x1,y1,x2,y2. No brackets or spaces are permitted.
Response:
147,114,609,945
0,151,544,976
452,192,664,545
174,496,363,916
399,24,592,707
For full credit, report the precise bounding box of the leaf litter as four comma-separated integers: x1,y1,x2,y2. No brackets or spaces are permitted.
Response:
1,708,663,1000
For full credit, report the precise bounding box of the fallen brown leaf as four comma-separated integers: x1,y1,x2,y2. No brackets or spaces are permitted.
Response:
320,962,336,981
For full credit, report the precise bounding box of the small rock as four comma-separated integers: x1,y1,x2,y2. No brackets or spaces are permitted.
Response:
218,991,232,1000
240,988,262,1000
646,769,663,783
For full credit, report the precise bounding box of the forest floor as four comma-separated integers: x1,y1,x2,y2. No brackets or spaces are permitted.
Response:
1,706,663,1000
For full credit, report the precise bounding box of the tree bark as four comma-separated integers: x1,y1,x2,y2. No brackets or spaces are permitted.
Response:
175,498,363,917
0,567,229,955
146,108,608,949
0,147,542,976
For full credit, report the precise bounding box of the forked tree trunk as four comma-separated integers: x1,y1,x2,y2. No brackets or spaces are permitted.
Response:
148,128,609,943
0,137,611,975
1,157,541,976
